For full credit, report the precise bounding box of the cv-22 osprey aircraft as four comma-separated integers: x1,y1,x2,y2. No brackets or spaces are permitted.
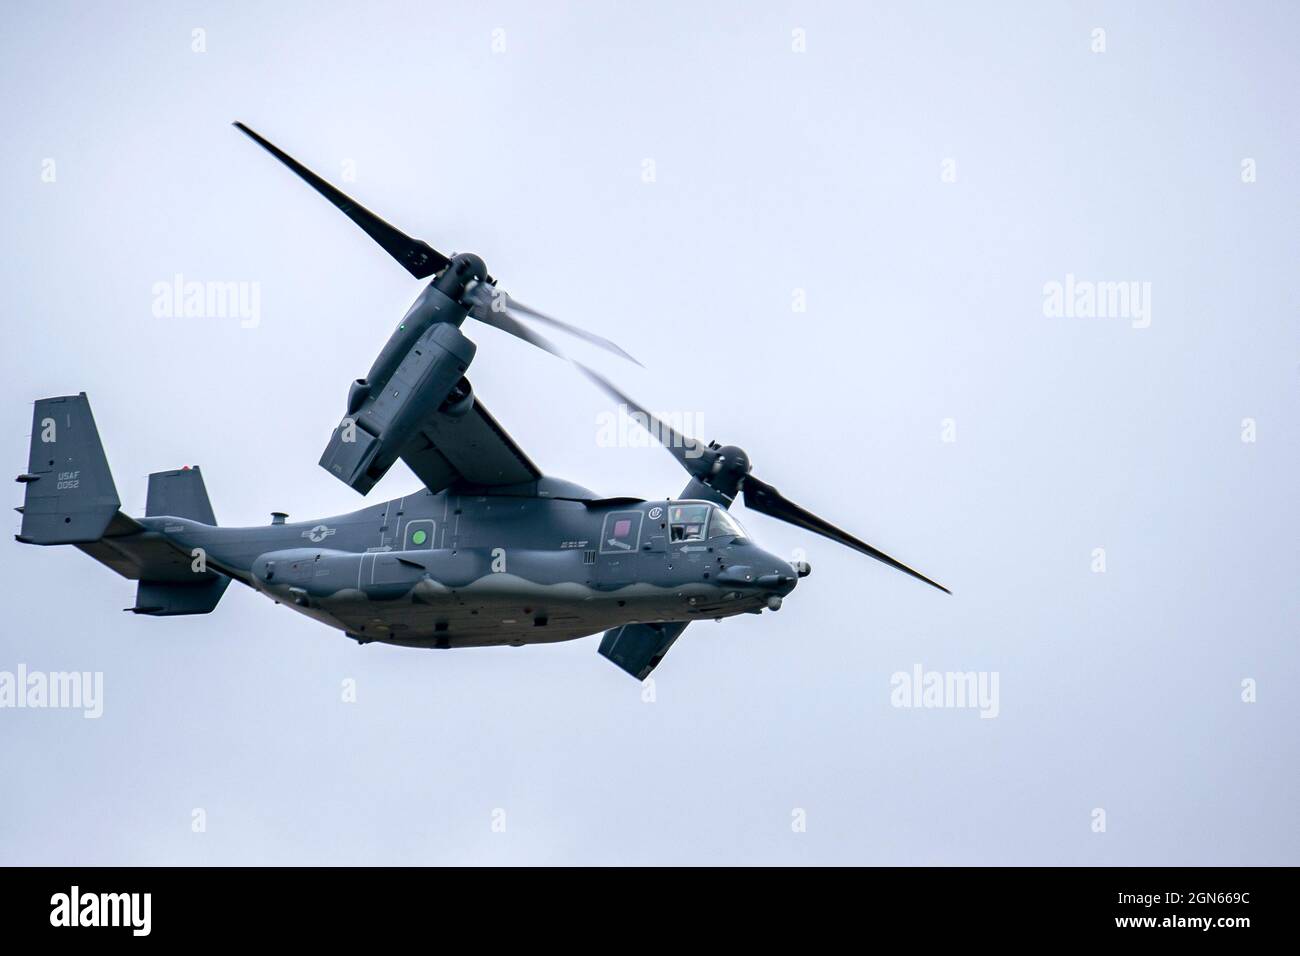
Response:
14,123,948,680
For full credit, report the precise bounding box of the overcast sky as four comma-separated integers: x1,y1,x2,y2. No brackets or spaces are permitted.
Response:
1,0,1296,865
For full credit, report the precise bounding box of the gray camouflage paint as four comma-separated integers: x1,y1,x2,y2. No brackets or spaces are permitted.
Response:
146,489,800,649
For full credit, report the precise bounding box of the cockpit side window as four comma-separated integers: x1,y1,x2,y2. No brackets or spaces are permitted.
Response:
668,503,709,542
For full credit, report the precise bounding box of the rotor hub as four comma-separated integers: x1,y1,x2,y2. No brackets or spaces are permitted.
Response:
433,252,490,300
707,444,752,499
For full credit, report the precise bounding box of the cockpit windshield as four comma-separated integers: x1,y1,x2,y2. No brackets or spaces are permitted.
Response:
709,508,746,539
666,502,748,542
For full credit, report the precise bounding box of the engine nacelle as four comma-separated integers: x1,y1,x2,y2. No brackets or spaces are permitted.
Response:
346,379,370,415
438,376,474,419
319,320,476,494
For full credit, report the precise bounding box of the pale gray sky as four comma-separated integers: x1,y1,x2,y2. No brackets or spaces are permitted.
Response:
1,0,1296,864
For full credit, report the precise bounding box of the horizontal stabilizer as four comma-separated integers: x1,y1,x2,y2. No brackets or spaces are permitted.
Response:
17,394,232,616
598,622,689,680
75,513,231,614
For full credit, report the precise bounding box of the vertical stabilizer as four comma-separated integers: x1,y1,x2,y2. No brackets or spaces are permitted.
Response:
17,393,120,544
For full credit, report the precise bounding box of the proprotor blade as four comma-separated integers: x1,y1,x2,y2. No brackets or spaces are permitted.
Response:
463,282,569,360
504,295,642,366
575,365,717,479
233,122,450,279
741,476,951,594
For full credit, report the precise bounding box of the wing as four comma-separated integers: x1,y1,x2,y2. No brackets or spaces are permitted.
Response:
597,622,689,680
399,390,541,493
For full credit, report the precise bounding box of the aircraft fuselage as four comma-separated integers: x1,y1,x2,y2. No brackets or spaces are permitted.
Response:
148,484,801,648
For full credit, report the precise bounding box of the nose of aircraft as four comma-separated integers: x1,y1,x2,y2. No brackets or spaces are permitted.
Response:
755,569,799,596
714,543,809,609
753,549,808,607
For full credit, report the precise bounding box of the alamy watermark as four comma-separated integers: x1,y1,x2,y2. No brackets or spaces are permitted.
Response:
50,886,150,936
890,664,999,719
1,665,103,718
152,273,261,328
1043,274,1151,329
596,404,706,458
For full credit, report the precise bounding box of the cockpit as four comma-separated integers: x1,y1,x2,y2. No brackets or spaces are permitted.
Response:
667,502,747,543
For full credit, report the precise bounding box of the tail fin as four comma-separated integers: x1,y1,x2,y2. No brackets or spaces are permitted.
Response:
17,393,120,544
131,465,229,615
146,467,217,524
17,394,231,616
